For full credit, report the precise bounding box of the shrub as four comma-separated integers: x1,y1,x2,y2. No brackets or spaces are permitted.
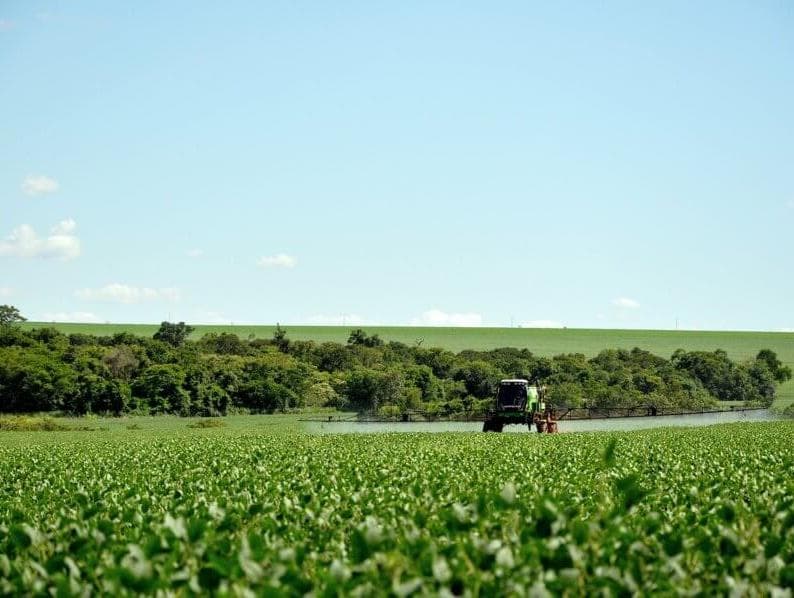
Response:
376,405,402,419
0,416,96,432
187,418,226,429
775,403,794,419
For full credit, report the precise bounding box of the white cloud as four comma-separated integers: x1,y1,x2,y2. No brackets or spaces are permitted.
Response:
410,309,483,327
186,248,204,258
40,311,103,323
257,254,297,269
0,287,13,298
786,200,794,210
0,19,14,31
52,219,76,234
75,283,181,304
612,297,640,309
21,175,59,196
0,219,81,260
519,319,563,328
306,313,369,326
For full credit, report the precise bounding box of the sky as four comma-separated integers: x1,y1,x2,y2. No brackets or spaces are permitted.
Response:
1,1,793,330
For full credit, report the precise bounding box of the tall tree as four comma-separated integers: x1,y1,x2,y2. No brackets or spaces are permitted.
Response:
756,349,793,384
347,328,384,348
153,321,194,347
273,324,290,353
0,305,26,330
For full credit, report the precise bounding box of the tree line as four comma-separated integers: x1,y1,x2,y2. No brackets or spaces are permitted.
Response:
0,306,790,416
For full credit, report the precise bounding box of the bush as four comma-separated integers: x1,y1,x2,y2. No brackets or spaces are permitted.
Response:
471,398,493,415
0,416,96,432
0,416,70,431
423,402,442,420
236,379,297,413
198,333,248,356
453,361,503,398
775,403,794,419
187,418,226,429
132,365,190,415
0,348,78,412
546,382,584,408
344,368,405,412
377,405,402,419
444,398,465,414
304,381,339,408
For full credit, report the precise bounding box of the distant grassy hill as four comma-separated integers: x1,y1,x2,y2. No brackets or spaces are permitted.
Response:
23,323,794,407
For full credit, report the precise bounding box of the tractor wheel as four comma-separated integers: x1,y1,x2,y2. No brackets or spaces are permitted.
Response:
483,420,503,432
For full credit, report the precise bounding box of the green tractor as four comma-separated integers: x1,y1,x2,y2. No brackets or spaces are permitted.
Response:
482,379,557,433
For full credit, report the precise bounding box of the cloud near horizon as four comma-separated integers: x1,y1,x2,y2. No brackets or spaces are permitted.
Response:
75,284,181,304
410,309,483,327
0,219,81,260
22,175,59,196
191,310,233,324
519,319,564,328
40,311,103,323
257,254,297,269
612,297,640,309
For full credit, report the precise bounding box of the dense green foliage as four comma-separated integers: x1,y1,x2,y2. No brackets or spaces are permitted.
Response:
20,321,794,408
0,319,788,416
0,421,792,594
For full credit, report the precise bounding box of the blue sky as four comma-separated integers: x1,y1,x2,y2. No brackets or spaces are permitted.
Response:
1,1,793,330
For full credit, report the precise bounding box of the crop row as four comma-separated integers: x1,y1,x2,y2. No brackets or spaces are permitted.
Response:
1,422,793,595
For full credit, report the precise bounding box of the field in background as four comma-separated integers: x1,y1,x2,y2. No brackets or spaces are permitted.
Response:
23,323,794,407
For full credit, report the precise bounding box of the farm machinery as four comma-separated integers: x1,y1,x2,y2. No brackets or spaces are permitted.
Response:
482,379,558,433
302,379,765,430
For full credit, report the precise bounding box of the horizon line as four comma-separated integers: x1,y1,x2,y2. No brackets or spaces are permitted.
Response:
21,321,794,335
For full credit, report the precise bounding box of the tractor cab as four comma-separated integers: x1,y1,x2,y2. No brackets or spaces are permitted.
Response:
496,379,529,411
483,379,550,433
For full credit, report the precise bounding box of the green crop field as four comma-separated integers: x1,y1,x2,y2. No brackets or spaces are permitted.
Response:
22,323,794,407
1,418,793,594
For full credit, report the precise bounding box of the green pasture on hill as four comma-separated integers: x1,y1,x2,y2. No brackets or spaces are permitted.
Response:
23,323,794,407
